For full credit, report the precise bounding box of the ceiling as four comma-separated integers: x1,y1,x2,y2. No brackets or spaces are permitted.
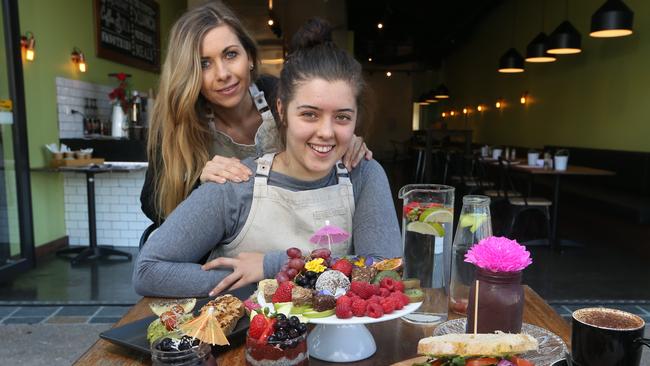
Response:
224,0,503,70
347,0,503,68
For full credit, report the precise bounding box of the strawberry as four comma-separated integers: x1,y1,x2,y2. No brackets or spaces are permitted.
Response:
351,299,368,317
272,281,294,303
249,314,267,339
331,258,353,277
259,317,276,342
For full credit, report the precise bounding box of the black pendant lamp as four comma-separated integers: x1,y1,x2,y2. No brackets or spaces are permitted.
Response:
498,0,524,73
590,0,634,38
525,0,556,63
547,0,581,54
499,48,525,73
526,33,556,62
434,84,449,99
425,90,438,103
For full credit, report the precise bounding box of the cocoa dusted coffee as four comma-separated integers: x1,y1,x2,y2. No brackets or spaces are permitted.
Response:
574,308,644,330
571,307,650,366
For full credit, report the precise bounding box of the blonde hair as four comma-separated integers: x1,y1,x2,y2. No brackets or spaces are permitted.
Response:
148,1,259,219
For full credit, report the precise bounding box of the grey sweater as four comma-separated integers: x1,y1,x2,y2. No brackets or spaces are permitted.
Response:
133,158,401,297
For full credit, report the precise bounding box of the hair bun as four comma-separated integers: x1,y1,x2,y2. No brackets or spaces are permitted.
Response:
288,18,333,54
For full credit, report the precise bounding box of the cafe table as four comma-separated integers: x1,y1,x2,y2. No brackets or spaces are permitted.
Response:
508,164,615,251
74,286,569,365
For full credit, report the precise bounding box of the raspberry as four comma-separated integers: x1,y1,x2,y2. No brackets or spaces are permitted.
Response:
379,288,391,297
336,302,353,319
366,302,384,318
351,299,367,317
372,283,381,295
331,258,353,277
272,281,293,303
392,292,410,307
368,295,383,304
248,314,267,339
380,297,396,314
350,281,375,300
336,295,352,308
389,293,405,310
380,277,396,291
393,280,405,293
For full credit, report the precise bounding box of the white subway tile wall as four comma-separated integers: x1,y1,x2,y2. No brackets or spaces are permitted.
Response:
63,170,152,247
55,77,113,138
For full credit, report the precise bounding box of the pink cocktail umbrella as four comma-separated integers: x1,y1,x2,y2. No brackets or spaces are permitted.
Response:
309,220,350,251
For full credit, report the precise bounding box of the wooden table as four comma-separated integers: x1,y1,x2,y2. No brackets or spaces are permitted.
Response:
509,164,615,250
75,286,569,365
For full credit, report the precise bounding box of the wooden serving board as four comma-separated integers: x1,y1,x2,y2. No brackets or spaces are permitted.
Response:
52,158,105,167
391,356,428,366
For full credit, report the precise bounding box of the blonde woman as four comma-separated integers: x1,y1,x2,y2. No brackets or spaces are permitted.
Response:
141,1,370,225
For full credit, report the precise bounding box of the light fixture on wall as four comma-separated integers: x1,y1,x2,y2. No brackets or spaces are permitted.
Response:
450,110,456,117
548,0,582,54
462,107,469,115
434,84,449,99
368,57,373,62
499,1,524,73
520,91,529,104
71,47,87,72
526,0,556,63
477,105,485,112
385,71,392,77
590,0,634,38
495,98,504,109
377,22,384,29
441,112,447,118
21,31,35,61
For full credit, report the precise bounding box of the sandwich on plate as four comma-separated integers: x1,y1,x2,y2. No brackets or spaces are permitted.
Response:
415,333,538,366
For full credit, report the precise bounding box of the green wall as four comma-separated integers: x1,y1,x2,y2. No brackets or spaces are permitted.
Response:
18,0,186,246
441,0,650,152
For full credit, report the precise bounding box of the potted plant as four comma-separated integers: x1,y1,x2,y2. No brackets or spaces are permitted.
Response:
554,149,569,171
527,149,539,166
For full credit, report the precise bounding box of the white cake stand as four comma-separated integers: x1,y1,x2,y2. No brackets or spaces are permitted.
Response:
307,301,422,363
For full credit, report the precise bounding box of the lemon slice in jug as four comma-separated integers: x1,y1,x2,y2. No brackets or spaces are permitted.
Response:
406,221,445,236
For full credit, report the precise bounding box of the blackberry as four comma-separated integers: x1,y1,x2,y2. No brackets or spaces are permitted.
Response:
275,330,287,341
178,336,194,351
157,337,175,352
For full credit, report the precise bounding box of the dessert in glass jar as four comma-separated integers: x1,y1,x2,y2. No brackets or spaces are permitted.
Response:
245,313,309,366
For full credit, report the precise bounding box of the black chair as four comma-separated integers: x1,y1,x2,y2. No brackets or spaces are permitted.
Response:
139,222,158,250
498,157,552,241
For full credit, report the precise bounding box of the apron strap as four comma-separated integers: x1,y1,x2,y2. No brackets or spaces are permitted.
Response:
335,161,351,184
249,83,271,114
255,153,275,178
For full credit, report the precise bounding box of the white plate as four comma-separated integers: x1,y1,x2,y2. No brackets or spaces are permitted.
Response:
308,301,422,325
434,319,568,366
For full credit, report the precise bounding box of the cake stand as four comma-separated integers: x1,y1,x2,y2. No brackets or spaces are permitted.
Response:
307,301,422,363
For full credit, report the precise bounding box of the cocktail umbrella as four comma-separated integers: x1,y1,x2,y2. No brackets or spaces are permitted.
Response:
179,304,229,346
309,220,350,252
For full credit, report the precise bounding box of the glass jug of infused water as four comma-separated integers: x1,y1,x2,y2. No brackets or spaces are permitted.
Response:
449,195,492,315
398,184,455,325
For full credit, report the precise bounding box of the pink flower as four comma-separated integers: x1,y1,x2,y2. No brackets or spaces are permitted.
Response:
464,236,532,272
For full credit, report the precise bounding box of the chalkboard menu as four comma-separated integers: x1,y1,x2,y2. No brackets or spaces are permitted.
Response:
94,0,160,72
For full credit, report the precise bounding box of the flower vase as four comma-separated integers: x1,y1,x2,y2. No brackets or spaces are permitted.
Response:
111,103,126,138
465,267,524,334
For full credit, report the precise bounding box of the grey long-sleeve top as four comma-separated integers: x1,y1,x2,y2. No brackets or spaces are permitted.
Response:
133,158,402,298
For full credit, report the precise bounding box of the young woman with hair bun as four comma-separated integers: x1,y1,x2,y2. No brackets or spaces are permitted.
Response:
141,2,371,226
134,18,400,298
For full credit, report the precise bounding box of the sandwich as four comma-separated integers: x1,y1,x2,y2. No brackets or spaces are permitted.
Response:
415,333,538,366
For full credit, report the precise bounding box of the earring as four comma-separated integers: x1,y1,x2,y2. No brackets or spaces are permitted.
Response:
249,64,254,71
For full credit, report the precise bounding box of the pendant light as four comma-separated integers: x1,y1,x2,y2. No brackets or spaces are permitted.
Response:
590,0,634,38
498,0,524,73
526,0,556,63
434,84,449,99
548,0,582,54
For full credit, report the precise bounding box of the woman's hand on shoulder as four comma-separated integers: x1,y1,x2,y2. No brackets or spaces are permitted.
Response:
343,134,373,170
200,155,253,184
202,252,265,296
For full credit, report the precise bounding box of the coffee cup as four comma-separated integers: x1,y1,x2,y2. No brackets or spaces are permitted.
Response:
571,307,650,366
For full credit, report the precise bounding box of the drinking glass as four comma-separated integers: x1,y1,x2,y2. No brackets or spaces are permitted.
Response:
398,184,454,325
449,195,492,315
